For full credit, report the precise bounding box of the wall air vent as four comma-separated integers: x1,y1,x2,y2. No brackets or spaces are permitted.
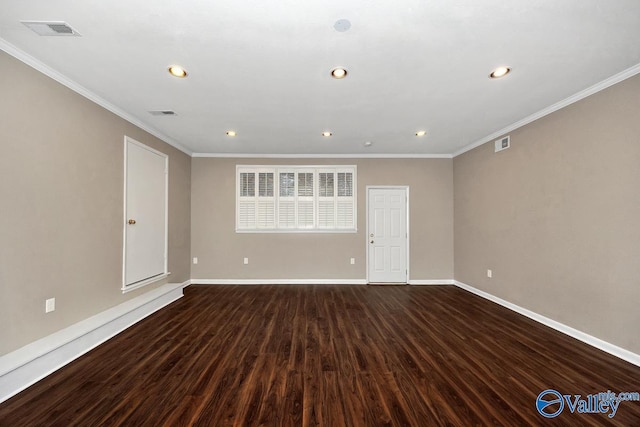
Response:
494,135,510,152
148,110,177,116
22,21,81,36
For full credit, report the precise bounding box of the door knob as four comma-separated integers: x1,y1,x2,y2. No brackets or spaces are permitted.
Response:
370,240,374,244
128,219,136,225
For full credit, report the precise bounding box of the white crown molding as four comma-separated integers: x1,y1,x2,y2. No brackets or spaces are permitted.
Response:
0,38,192,157
408,280,455,285
454,280,640,367
191,279,368,285
0,281,188,404
453,62,640,158
192,153,453,159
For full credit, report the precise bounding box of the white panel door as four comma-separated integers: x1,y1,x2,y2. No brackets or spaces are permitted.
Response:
367,188,408,283
124,138,167,287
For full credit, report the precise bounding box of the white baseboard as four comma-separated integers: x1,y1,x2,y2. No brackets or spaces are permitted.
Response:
191,279,367,285
192,279,455,286
408,279,455,285
454,280,640,367
0,281,188,404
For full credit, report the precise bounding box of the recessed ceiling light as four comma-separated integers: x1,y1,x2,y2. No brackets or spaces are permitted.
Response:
364,141,372,147
168,65,188,78
489,66,511,79
415,130,426,137
330,67,348,79
226,130,237,137
322,132,332,137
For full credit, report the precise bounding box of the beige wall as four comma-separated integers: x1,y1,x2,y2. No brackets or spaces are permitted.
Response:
0,51,191,356
454,73,640,354
191,158,453,281
5,42,638,361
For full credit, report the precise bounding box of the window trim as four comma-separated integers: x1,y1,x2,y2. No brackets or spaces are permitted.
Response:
236,165,357,233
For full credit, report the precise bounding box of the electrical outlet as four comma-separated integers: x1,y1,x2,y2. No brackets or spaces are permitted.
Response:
487,269,492,278
350,258,355,265
45,298,55,313
193,257,198,264
243,257,249,265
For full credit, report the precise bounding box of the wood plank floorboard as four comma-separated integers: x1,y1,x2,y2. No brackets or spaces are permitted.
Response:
1,285,639,426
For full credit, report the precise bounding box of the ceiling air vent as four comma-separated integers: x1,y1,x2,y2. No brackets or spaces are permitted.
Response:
148,110,177,116
22,21,81,36
494,135,510,152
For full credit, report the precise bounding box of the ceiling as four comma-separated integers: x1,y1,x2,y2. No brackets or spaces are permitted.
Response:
1,1,639,157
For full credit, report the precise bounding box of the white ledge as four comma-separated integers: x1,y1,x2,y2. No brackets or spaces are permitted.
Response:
0,281,188,403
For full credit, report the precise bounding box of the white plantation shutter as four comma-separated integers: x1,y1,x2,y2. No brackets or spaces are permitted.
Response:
336,172,354,228
238,200,256,229
278,172,296,228
239,172,255,196
318,171,336,228
298,173,313,196
258,172,274,197
297,172,314,228
337,172,353,197
236,166,355,231
256,199,275,228
318,200,335,228
278,200,295,228
318,173,334,197
237,171,256,229
336,200,354,228
297,200,314,228
256,172,275,228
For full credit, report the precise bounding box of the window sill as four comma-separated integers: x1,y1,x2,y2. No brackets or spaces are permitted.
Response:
235,229,357,234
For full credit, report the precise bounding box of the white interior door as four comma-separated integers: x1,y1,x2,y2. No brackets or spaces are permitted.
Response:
367,187,408,283
123,137,168,289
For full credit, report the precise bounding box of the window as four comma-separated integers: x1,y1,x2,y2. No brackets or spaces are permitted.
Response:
236,165,357,232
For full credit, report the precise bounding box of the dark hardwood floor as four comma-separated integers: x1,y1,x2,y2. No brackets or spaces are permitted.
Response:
1,285,639,426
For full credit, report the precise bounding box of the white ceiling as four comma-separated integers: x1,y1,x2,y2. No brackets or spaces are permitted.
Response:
1,0,639,156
